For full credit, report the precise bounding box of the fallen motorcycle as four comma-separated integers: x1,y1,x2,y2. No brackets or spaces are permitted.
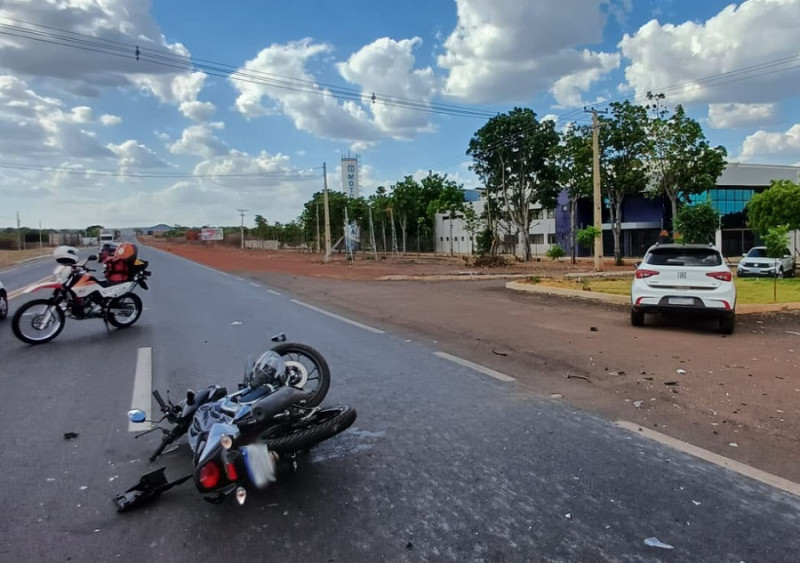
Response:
12,244,151,344
115,334,356,512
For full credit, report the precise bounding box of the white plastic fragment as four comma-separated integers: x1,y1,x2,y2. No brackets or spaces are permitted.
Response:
633,401,643,408
644,537,674,549
728,442,739,447
676,369,687,375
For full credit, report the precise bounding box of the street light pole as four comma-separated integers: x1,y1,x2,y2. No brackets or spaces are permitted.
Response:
237,209,247,249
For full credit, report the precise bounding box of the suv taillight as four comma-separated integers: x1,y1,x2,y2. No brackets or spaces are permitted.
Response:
635,269,659,279
198,461,221,490
706,271,732,282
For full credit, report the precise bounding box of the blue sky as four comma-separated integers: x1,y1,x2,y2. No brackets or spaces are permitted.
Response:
0,0,799,229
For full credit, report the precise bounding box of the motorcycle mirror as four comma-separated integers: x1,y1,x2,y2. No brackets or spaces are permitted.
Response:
270,332,287,342
128,409,147,423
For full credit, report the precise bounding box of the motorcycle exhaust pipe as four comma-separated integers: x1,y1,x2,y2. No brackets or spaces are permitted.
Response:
251,386,312,422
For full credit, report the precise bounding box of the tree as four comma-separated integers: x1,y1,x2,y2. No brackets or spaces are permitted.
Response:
468,107,560,261
673,202,720,244
426,179,466,256
368,186,392,253
254,214,269,239
746,179,800,234
557,123,593,263
645,92,727,230
764,225,790,301
390,176,423,253
599,100,650,265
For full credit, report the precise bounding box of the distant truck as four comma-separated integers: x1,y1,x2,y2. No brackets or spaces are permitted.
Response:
99,229,117,246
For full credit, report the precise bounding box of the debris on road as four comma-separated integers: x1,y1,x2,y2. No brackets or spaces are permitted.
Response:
492,349,508,356
729,442,739,448
644,537,674,550
664,381,678,386
676,369,687,375
567,374,591,382
590,326,598,332
63,432,79,440
633,401,643,408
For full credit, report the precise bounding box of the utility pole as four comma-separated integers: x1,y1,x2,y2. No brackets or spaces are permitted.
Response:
237,209,247,249
39,220,43,248
16,211,21,250
315,203,321,254
323,163,332,262
586,107,605,271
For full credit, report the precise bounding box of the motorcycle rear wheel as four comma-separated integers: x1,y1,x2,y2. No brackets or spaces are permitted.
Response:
106,293,142,328
271,342,331,407
262,405,356,454
12,299,65,344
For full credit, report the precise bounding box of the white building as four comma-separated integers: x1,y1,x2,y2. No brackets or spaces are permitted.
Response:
433,189,558,256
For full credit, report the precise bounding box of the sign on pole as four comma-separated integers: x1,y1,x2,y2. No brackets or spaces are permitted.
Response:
201,227,224,241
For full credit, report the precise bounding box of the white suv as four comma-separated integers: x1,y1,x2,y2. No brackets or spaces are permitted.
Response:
631,243,736,334
737,246,795,278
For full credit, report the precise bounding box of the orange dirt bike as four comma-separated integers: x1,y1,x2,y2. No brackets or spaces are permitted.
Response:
11,244,151,344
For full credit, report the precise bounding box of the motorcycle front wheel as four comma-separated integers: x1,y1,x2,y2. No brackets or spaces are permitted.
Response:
271,342,331,407
106,293,142,328
12,299,66,344
261,405,357,454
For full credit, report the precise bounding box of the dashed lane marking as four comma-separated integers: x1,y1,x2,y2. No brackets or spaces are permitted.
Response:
129,347,153,432
616,420,800,498
290,299,384,334
433,351,516,382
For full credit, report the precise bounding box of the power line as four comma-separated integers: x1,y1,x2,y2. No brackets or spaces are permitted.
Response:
0,162,322,179
0,18,500,120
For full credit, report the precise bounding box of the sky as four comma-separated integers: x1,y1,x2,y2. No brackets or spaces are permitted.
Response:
1,0,799,230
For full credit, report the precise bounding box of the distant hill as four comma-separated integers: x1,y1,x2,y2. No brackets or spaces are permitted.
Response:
142,224,174,233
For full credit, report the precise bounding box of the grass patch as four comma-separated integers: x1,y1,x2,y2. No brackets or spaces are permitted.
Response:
0,248,52,268
531,276,800,304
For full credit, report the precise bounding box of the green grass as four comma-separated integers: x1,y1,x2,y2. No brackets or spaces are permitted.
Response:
536,276,800,304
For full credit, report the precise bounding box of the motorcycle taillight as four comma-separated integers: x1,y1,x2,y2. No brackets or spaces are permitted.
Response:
198,461,221,490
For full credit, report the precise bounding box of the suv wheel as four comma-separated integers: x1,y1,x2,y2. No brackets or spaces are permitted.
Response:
719,313,735,335
630,308,644,327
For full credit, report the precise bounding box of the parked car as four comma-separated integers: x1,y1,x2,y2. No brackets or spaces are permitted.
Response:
630,243,736,334
0,280,7,320
737,246,795,278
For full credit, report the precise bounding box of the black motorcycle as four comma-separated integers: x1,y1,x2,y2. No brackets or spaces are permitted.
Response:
115,335,356,511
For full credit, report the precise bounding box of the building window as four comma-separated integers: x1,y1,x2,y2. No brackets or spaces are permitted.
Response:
531,209,543,220
547,234,556,244
529,234,544,245
546,209,556,219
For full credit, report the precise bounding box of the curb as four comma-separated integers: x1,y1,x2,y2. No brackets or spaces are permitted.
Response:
506,280,800,315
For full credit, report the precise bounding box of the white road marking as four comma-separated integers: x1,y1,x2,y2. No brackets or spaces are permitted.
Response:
290,299,384,334
129,347,153,432
615,420,800,498
8,275,56,300
267,289,281,296
249,282,261,288
434,352,516,382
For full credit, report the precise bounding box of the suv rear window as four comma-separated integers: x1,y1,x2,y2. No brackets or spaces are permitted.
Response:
645,247,722,267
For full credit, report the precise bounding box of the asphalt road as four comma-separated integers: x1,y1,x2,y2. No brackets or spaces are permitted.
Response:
1,247,799,562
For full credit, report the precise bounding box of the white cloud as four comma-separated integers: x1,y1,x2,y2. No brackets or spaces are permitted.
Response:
179,100,216,122
337,37,438,138
708,103,776,129
169,123,229,159
108,140,171,172
619,0,800,106
232,37,440,144
740,123,800,160
0,0,206,107
101,114,122,126
437,0,624,105
0,75,111,160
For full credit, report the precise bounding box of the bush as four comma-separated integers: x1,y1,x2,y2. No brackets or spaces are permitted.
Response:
467,254,509,268
545,245,566,260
